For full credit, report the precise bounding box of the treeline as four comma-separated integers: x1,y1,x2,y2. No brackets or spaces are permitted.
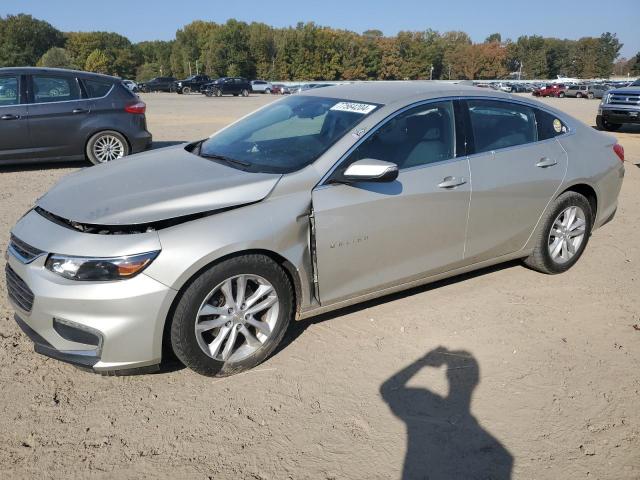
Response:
1,14,638,81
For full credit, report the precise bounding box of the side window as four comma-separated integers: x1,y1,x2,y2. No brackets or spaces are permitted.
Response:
535,108,568,140
467,100,537,153
0,76,19,106
83,78,113,98
341,101,456,171
32,75,80,103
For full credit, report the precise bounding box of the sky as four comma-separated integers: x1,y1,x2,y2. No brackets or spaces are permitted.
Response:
2,0,639,58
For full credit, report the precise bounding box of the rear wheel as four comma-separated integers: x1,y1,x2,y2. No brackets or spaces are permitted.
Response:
587,92,594,99
241,89,249,97
215,88,222,97
86,130,129,165
576,92,582,98
182,86,191,95
170,255,294,377
558,92,565,98
265,88,271,94
524,191,592,274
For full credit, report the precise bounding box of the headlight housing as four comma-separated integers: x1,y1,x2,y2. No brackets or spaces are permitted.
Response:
45,251,159,281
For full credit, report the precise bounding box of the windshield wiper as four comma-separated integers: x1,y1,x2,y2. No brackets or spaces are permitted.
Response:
199,152,251,168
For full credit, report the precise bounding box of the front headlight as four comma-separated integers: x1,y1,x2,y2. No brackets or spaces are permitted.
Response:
45,251,159,281
604,93,612,104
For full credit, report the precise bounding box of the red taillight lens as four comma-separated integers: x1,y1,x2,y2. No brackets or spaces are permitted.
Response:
125,101,146,114
613,144,624,162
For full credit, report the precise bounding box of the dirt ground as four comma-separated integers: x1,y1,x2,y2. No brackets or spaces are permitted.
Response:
0,91,638,480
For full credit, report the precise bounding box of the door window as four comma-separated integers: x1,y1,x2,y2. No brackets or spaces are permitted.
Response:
339,101,456,172
0,76,19,106
32,75,80,103
467,99,537,153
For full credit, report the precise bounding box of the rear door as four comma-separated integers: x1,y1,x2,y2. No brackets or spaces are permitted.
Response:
0,73,31,161
463,99,568,262
312,100,471,305
26,73,92,160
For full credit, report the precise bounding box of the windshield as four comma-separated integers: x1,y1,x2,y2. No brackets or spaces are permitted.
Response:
199,96,380,173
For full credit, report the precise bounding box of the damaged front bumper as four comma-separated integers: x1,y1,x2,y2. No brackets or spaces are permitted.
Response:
6,209,177,374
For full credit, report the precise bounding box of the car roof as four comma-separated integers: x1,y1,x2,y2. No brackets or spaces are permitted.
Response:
299,81,512,106
0,66,118,81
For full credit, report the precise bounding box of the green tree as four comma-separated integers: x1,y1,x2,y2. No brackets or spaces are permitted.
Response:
66,31,135,76
84,49,110,74
0,14,64,66
629,53,640,75
485,33,502,43
37,47,74,69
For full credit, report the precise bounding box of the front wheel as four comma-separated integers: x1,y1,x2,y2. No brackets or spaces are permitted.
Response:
215,88,222,97
524,191,592,274
265,88,271,94
182,86,191,95
596,115,621,131
587,92,594,99
170,255,294,377
241,89,249,97
86,130,129,165
558,92,565,98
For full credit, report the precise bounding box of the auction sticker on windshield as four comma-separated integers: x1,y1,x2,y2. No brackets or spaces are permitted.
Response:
330,102,377,114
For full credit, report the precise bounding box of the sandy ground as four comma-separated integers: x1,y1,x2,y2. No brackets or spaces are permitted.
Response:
0,91,639,480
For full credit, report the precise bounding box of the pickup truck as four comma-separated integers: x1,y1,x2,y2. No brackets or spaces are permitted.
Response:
176,75,211,94
532,84,567,97
596,78,640,131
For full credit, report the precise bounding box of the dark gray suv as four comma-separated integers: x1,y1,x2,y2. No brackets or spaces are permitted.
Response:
0,67,152,165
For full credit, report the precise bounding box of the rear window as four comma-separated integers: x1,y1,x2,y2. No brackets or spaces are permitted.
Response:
535,108,568,140
83,78,113,98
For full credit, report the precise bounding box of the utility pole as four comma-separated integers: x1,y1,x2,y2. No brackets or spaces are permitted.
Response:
188,62,192,76
448,64,452,80
196,59,199,75
430,64,434,80
518,61,523,81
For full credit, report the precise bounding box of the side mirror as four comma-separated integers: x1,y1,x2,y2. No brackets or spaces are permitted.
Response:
342,159,399,183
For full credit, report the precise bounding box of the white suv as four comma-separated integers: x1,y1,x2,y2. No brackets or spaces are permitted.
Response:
250,80,273,94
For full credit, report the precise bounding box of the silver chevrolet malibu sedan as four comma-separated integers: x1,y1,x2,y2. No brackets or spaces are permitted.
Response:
7,82,625,376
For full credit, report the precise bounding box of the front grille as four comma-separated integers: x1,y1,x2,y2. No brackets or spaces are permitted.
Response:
609,93,640,106
6,264,34,313
8,235,45,263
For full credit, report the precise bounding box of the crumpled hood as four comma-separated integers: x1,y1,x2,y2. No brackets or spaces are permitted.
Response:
37,145,282,225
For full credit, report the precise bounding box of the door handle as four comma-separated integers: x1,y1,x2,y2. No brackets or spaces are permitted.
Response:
536,157,557,168
438,176,467,189
72,108,88,114
1,114,19,120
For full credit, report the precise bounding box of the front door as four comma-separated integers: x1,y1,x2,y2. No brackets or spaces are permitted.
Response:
311,100,471,305
26,73,91,160
0,74,31,161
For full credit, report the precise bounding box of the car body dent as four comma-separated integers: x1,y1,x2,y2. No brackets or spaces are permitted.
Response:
36,144,283,225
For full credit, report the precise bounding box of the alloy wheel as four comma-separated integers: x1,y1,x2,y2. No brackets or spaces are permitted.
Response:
194,274,279,362
93,134,125,163
547,206,587,264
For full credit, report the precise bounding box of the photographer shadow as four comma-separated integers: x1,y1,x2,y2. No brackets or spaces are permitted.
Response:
380,347,513,480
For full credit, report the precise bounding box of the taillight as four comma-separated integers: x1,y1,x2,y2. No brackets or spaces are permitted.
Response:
125,101,146,114
613,144,624,162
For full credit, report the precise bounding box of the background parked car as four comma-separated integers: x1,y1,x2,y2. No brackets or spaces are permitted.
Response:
122,79,138,92
138,76,177,93
202,77,251,97
270,84,288,94
564,85,591,98
597,78,640,131
250,80,273,94
175,75,211,94
586,84,610,99
0,67,151,165
533,84,567,97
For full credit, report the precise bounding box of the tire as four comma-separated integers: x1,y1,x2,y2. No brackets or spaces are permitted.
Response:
265,88,271,94
204,89,213,97
576,93,582,98
558,92,565,98
524,191,593,274
588,92,594,99
241,89,249,97
182,86,191,95
596,115,621,131
86,130,130,165
215,88,222,97
170,254,294,377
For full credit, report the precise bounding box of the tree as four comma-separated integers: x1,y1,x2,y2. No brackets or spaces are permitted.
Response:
485,33,502,43
66,31,136,76
38,47,74,69
629,53,640,75
84,49,110,74
0,14,64,67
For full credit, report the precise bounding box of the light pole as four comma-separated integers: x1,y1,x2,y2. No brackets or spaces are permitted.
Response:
518,61,523,81
430,64,434,80
448,64,452,80
196,59,199,75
